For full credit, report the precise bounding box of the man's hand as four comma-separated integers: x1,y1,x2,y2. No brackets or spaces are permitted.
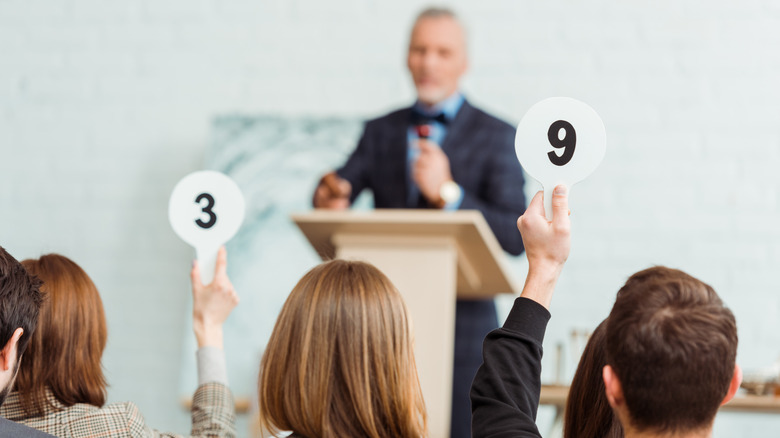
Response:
517,185,571,309
413,140,453,207
313,171,352,209
190,246,240,349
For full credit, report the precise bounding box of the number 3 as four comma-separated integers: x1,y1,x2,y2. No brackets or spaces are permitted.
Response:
195,193,217,229
547,120,576,166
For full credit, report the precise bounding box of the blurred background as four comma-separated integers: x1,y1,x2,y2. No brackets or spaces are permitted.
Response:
2,0,780,436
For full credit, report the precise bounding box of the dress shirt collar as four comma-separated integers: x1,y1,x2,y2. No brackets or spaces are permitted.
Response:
411,92,465,123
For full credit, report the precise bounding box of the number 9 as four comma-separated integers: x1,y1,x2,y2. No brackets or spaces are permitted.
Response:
547,120,576,166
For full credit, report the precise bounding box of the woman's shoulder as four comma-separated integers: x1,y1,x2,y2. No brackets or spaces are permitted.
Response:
40,398,150,437
72,400,152,436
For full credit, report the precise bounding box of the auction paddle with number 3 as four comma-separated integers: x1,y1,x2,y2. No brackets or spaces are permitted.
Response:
169,171,245,284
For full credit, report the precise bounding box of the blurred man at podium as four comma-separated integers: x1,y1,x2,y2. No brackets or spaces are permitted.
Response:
313,7,526,437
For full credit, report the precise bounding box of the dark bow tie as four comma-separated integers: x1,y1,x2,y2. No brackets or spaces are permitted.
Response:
410,109,449,126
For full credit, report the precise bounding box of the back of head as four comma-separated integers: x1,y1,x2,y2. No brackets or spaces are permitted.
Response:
605,266,737,434
17,254,108,415
259,260,426,438
0,246,43,372
564,319,623,438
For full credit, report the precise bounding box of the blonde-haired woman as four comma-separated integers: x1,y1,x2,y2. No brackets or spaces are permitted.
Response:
258,260,426,438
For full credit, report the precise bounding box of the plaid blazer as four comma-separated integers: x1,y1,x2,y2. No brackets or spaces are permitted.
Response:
0,382,236,438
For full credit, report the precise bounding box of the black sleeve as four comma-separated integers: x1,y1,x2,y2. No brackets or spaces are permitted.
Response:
459,124,526,256
470,297,550,438
335,125,372,203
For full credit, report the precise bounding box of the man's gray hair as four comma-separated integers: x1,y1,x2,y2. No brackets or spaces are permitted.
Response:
411,6,468,48
415,6,458,22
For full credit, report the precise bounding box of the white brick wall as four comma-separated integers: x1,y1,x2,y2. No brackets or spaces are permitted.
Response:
2,0,780,435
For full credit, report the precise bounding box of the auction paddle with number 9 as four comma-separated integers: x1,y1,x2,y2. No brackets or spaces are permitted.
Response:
515,97,606,220
169,171,246,284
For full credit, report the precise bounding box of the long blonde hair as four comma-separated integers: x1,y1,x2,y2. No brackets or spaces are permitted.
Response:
258,260,426,438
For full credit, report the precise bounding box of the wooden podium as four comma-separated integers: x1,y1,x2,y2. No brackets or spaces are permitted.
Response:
292,209,520,438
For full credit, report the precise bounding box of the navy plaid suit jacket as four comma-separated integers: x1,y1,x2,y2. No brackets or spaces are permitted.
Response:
337,99,527,256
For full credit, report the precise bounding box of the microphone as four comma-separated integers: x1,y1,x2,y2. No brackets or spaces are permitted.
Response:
415,124,433,140
411,111,445,139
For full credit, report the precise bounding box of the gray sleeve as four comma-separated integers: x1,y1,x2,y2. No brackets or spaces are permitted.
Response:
196,346,228,386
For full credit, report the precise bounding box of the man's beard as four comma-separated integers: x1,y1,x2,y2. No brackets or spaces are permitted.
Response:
0,357,22,406
416,85,449,107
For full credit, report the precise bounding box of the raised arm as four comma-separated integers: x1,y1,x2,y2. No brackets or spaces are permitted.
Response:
191,247,240,350
183,247,239,437
470,186,570,438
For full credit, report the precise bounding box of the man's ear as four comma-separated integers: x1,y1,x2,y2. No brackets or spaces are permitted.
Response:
0,328,24,372
721,364,743,406
603,364,624,409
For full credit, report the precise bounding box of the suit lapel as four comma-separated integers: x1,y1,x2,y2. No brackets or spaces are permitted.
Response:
441,99,477,159
386,107,412,208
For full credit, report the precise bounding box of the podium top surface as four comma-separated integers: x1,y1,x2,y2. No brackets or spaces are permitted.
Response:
291,209,520,296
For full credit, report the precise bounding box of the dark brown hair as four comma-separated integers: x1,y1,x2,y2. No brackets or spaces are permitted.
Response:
564,319,623,438
606,266,737,434
0,246,44,365
16,254,108,415
259,260,426,438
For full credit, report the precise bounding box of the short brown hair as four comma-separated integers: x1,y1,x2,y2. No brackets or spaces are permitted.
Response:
258,260,426,438
16,254,108,415
0,246,44,363
564,319,623,438
606,266,737,434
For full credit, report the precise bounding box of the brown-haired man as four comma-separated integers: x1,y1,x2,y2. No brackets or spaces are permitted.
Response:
603,267,741,437
470,187,742,438
0,246,54,437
